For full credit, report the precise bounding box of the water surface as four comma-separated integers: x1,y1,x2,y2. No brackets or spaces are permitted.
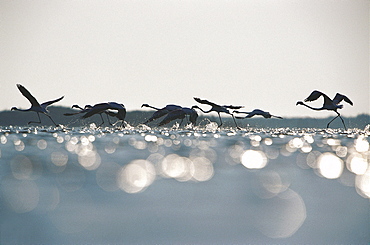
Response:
0,125,369,244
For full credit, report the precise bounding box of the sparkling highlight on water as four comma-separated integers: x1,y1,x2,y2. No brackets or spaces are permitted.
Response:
0,126,369,244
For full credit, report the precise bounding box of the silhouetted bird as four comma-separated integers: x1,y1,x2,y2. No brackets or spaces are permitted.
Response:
104,107,127,127
158,106,198,127
64,104,93,116
64,104,110,126
11,84,64,126
193,97,243,129
141,104,182,124
296,90,353,130
82,102,126,127
234,109,283,119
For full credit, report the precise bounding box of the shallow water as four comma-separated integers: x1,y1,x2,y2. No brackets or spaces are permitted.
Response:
0,125,369,244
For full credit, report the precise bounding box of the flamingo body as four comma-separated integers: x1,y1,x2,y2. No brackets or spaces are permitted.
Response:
296,90,353,129
81,102,126,127
158,106,198,126
11,84,64,126
235,109,283,119
141,104,182,124
193,97,242,129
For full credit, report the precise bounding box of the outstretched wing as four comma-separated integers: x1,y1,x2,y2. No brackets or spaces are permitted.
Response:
158,109,185,126
64,111,83,116
107,102,125,110
272,115,283,119
193,97,219,107
194,97,243,110
304,90,333,106
17,84,40,106
304,90,325,102
144,109,169,123
106,108,126,121
41,96,64,108
332,93,353,106
223,105,244,110
82,103,110,118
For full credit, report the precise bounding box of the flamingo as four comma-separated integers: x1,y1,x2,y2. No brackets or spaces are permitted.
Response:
141,104,182,124
234,109,283,119
158,106,198,127
64,104,93,116
64,104,110,126
11,84,64,126
82,102,126,127
104,107,127,127
296,90,353,130
193,97,243,129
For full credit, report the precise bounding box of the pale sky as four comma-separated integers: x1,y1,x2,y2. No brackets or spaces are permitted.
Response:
1,0,369,118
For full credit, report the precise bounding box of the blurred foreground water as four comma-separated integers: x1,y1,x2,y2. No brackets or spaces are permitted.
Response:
0,124,369,244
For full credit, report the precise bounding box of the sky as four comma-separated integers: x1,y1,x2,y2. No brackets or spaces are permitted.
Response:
0,0,369,118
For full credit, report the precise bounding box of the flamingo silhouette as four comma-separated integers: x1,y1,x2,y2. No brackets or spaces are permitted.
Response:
104,106,127,127
193,97,243,129
64,104,110,126
141,104,182,124
11,84,64,126
81,102,126,127
64,104,93,116
234,109,283,119
158,106,198,127
296,90,353,130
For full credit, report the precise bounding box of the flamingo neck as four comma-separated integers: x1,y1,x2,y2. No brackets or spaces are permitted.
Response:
197,107,212,113
300,103,323,111
144,105,160,110
11,107,30,112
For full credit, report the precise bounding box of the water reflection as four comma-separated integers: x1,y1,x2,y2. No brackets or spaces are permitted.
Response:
1,176,40,213
317,152,344,179
0,126,369,243
253,189,306,239
241,150,268,169
117,159,156,193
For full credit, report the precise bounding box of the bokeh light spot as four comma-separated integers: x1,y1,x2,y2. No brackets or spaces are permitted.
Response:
347,153,368,175
117,160,156,193
37,139,47,150
241,150,267,169
317,153,343,179
254,189,306,238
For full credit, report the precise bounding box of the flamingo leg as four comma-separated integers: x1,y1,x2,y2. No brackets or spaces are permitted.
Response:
28,112,42,125
327,116,338,128
98,114,105,127
231,114,241,130
327,112,340,129
338,115,347,131
106,113,113,126
217,113,223,128
46,114,59,126
327,112,347,130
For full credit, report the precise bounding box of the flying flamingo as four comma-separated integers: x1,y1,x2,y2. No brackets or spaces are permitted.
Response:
141,104,182,124
234,109,283,119
296,90,353,130
193,97,243,129
64,104,93,116
104,106,127,127
11,84,64,126
158,106,198,127
64,104,110,126
81,102,126,127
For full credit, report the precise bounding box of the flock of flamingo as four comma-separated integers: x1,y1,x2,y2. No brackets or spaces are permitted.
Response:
11,84,353,130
